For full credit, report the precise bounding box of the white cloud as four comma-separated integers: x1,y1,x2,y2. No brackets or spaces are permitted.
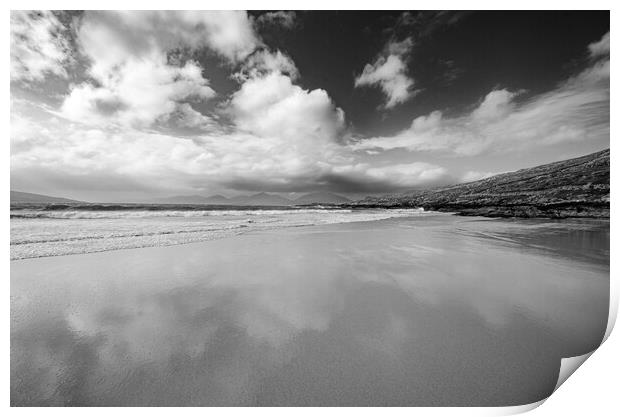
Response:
588,31,609,58
234,49,299,81
256,11,297,29
10,19,610,199
366,163,448,186
352,39,609,157
12,77,445,196
11,118,320,195
461,171,498,183
61,58,215,128
328,161,449,191
12,64,352,196
471,89,518,121
387,38,414,55
80,11,259,66
229,71,345,142
12,12,364,196
58,11,260,129
354,38,415,109
10,11,72,82
172,103,217,129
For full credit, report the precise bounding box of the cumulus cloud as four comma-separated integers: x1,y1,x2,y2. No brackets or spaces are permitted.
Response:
213,67,349,190
10,15,609,199
14,11,446,196
13,132,442,196
12,60,352,197
12,70,441,197
10,11,72,82
80,11,259,65
256,11,297,29
11,113,334,196
355,38,416,109
229,72,345,142
60,59,215,128
57,11,263,128
12,11,368,197
353,33,609,156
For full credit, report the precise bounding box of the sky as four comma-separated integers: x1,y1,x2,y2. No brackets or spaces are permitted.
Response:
10,11,610,202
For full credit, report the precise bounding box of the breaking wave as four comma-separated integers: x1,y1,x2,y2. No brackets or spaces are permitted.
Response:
10,208,354,219
11,208,427,260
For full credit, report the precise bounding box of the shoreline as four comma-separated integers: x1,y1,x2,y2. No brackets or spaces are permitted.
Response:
9,211,439,261
10,213,610,262
346,204,610,219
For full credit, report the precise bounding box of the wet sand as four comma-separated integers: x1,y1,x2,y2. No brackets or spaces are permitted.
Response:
10,215,609,406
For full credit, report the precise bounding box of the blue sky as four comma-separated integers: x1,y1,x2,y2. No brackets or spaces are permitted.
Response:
10,11,609,202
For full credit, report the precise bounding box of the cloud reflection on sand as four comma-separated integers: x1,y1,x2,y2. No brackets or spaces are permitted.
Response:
11,216,609,406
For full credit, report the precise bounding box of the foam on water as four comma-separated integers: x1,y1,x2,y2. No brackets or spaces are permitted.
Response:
10,208,426,259
10,208,355,219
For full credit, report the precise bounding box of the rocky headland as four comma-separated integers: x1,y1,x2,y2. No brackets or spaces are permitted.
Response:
352,149,610,219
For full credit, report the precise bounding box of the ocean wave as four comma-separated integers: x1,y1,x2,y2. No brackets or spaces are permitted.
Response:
11,224,250,245
11,208,429,259
10,208,355,220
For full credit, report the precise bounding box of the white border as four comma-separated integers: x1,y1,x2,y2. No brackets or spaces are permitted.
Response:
2,2,616,415
1,0,616,10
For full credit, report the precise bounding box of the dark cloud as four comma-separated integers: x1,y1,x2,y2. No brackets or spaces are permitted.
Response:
220,166,455,195
317,172,456,194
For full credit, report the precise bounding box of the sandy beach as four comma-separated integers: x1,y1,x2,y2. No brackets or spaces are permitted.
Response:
10,215,609,406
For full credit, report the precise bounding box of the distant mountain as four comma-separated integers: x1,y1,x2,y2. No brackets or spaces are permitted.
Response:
148,192,293,206
294,192,351,205
11,190,84,205
151,195,208,204
151,194,231,204
227,195,250,205
202,195,232,205
236,192,293,206
354,148,610,218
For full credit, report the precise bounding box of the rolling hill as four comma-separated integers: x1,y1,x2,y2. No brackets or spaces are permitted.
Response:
353,149,610,218
154,193,296,206
234,192,293,206
151,192,352,206
10,191,84,205
150,194,232,205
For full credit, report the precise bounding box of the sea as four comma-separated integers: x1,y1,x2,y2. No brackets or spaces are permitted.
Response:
10,203,425,259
